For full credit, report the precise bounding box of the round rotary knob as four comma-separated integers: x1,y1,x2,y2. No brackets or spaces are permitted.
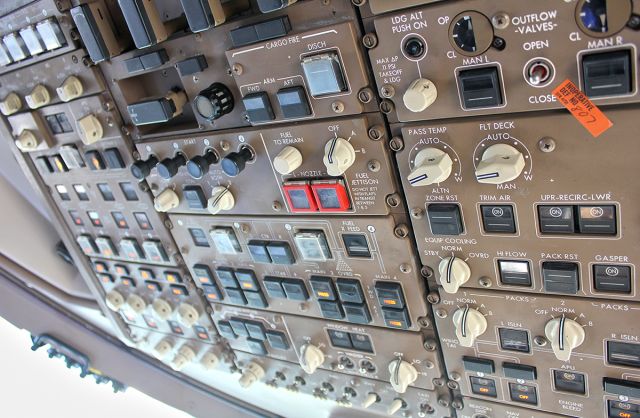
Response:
544,316,585,361
151,298,173,320
221,147,253,177
125,294,147,315
153,188,180,213
388,359,418,393
403,78,437,112
156,154,187,180
0,92,22,116
439,256,471,294
153,338,173,359
407,147,453,186
186,150,218,179
475,143,525,184
56,75,84,102
452,306,487,347
200,351,220,370
177,302,200,328
273,146,303,175
131,156,159,181
105,290,125,312
171,345,196,371
239,361,265,388
25,84,50,109
207,186,235,215
194,83,234,121
323,137,355,176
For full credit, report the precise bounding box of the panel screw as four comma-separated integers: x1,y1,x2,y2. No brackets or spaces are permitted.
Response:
435,308,447,318
399,263,412,273
331,101,345,113
421,267,434,278
358,88,373,103
362,33,378,49
389,136,404,152
538,137,556,152
452,400,464,410
417,317,431,328
394,224,409,238
411,207,424,219
437,396,450,407
447,380,459,390
534,336,548,346
368,125,383,140
367,160,381,172
231,64,243,75
427,292,440,304
478,277,492,287
351,0,367,6
492,37,506,50
164,219,173,229
450,372,461,381
628,14,640,30
380,99,395,114
272,201,282,211
492,13,510,29
380,85,395,98
239,223,250,233
433,378,445,387
386,193,401,207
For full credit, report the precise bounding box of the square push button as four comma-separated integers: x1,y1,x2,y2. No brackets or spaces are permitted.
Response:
381,307,410,329
458,66,503,108
470,376,497,397
427,204,463,235
538,205,575,234
503,363,537,381
235,269,259,291
225,288,247,305
498,260,532,287
577,205,617,235
263,277,286,299
542,262,580,294
594,264,632,293
209,227,241,254
242,92,275,123
215,268,238,288
509,383,537,405
350,333,374,353
342,234,371,258
343,303,371,324
327,329,352,349
217,321,236,339
301,52,347,97
248,241,272,263
283,181,317,212
604,377,640,398
553,370,586,395
183,186,207,209
318,300,344,320
498,328,530,353
193,264,214,285
582,49,632,97
103,148,125,169
246,338,267,356
244,290,268,308
142,240,169,263
336,279,364,304
481,205,516,233
309,276,336,301
281,278,308,301
202,284,222,302
266,242,295,265
608,400,640,418
277,86,311,119
244,321,266,341
462,356,495,374
374,282,405,309
266,331,289,350
228,318,248,337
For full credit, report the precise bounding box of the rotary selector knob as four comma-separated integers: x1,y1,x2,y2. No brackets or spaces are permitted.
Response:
154,188,180,212
273,146,303,175
452,306,487,347
388,359,418,394
207,186,235,215
300,343,325,374
152,298,173,320
0,92,22,115
200,351,220,370
475,143,525,184
56,75,83,102
221,147,253,177
171,345,196,371
131,156,159,181
156,154,186,180
125,294,147,314
15,130,39,152
186,151,218,179
77,114,104,145
239,361,265,388
439,256,471,294
407,147,453,186
25,84,50,109
105,290,125,312
323,137,355,176
403,78,437,112
544,316,585,362
194,83,234,121
177,302,200,328
153,338,173,359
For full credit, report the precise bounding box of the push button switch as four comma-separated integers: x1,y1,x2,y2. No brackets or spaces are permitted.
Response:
498,328,530,353
225,288,247,305
350,333,374,353
503,363,537,381
228,319,248,338
577,205,617,235
336,278,364,304
498,260,532,287
462,356,495,374
458,66,503,109
247,338,267,356
553,370,586,395
263,277,286,299
215,268,238,288
343,303,371,324
594,264,632,293
183,186,207,209
235,269,259,291
604,377,640,398
266,331,289,350
542,262,580,294
281,278,308,301
242,92,275,123
244,290,268,308
481,205,516,233
266,242,295,265
309,276,336,301
608,400,640,418
248,241,272,263
538,205,575,234
509,383,537,405
427,204,463,235
374,282,405,309
470,376,497,397
277,86,311,118
217,321,236,339
381,307,410,329
193,264,214,285
327,329,352,349
318,300,344,320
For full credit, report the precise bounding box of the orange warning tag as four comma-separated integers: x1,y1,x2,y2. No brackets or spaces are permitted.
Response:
552,79,613,137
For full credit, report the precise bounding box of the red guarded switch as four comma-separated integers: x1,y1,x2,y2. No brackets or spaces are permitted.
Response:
283,181,318,213
311,179,350,212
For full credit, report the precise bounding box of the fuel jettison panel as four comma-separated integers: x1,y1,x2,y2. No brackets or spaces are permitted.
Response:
3,0,640,417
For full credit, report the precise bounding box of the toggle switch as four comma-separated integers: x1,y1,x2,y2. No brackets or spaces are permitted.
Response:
186,151,218,179
156,154,187,180
154,188,180,212
77,114,104,145
177,302,200,328
239,361,265,388
56,75,84,102
323,137,355,176
0,92,22,115
407,147,453,186
221,147,253,177
361,393,380,409
131,156,159,181
387,398,405,415
171,345,196,371
105,290,125,311
208,186,235,215
25,84,51,109
14,130,39,152
151,298,173,320
452,306,487,347
300,343,324,374
403,78,437,112
388,358,418,393
544,316,585,361
273,146,302,175
125,294,147,314
475,144,525,184
439,256,471,294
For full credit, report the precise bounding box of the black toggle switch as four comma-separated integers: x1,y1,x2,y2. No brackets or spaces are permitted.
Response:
156,154,187,180
194,83,234,121
186,151,219,179
130,156,158,181
221,147,253,177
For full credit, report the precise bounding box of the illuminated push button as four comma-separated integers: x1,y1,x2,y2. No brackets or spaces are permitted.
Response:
544,316,585,361
273,146,303,175
25,84,51,109
242,92,275,123
125,294,147,314
131,156,159,181
374,282,405,309
207,186,235,215
509,383,537,405
407,147,452,186
475,144,525,184
77,114,104,145
77,235,98,256
105,290,125,312
56,75,84,102
300,343,324,374
309,276,336,301
470,376,497,397
171,345,196,371
154,188,180,213
239,361,265,388
221,147,253,177
439,256,471,294
403,78,437,112
553,370,586,395
0,92,22,116
388,359,418,393
95,236,118,257
14,130,39,152
276,86,311,119
257,0,297,13
186,151,218,179
156,154,186,180
323,137,355,176
452,306,487,347
0,44,11,66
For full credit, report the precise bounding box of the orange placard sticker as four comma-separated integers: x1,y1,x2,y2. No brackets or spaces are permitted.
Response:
552,79,613,137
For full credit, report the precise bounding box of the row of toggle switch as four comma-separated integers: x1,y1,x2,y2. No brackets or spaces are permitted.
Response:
0,18,66,67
